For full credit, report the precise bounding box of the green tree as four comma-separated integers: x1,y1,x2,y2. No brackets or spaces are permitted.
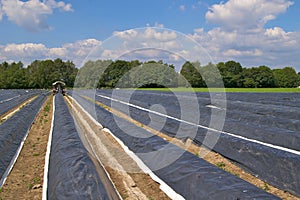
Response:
224,60,243,75
1,58,299,89
76,60,112,88
98,60,141,88
180,61,205,87
217,61,243,87
0,61,27,88
273,67,299,88
200,62,223,88
26,59,78,89
243,77,256,88
242,66,275,88
123,61,178,88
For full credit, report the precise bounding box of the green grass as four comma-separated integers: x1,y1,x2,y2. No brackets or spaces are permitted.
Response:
261,182,270,191
27,183,34,190
135,87,300,93
216,162,226,170
43,103,51,113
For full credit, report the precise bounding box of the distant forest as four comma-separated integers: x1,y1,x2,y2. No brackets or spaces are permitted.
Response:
0,59,299,89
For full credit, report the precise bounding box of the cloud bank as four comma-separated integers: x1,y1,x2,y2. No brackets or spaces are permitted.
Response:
0,0,73,31
0,0,299,72
205,0,293,32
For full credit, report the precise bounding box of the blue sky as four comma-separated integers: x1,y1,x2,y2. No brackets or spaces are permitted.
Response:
0,0,299,71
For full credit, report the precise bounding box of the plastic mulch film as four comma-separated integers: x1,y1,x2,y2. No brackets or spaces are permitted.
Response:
73,92,280,200
0,93,47,187
46,93,120,200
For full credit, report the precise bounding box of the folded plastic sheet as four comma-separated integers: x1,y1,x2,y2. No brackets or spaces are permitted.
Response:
73,93,279,200
47,93,120,200
93,90,300,197
0,93,47,184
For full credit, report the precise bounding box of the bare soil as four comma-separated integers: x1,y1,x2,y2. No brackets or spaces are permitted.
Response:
0,96,53,200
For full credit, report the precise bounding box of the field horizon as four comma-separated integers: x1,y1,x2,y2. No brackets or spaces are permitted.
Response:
134,87,300,93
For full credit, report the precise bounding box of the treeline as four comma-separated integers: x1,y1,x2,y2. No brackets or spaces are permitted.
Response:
75,60,178,88
182,61,300,88
77,60,300,88
0,59,78,89
0,59,299,89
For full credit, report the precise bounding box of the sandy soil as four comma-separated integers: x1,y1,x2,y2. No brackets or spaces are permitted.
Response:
0,96,53,200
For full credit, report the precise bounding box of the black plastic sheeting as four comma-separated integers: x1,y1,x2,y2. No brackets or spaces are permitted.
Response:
97,90,300,151
47,93,120,200
72,91,280,200
92,90,300,197
0,93,47,184
0,90,45,116
0,89,31,101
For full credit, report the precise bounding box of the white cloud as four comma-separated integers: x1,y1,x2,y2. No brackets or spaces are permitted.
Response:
185,0,299,70
63,39,101,49
0,43,48,66
0,39,102,67
169,54,181,61
0,26,299,71
108,28,182,63
223,49,263,57
0,45,6,60
1,0,73,32
206,0,293,32
143,28,177,41
61,39,101,58
146,22,164,28
154,22,164,28
0,28,205,70
114,28,177,42
3,43,48,57
61,39,102,64
113,29,138,40
112,28,179,58
49,47,67,57
189,26,300,69
265,27,288,39
194,28,204,34
101,50,116,59
45,0,73,12
0,4,3,21
179,5,185,11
